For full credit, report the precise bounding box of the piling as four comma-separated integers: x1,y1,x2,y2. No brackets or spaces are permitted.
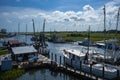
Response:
55,54,57,62
63,56,65,65
80,61,82,71
90,64,92,75
48,52,50,58
71,59,72,66
117,69,119,79
60,56,61,65
102,66,105,78
51,53,53,60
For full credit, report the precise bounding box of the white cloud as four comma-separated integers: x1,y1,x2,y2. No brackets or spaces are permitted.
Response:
0,0,119,32
83,5,94,11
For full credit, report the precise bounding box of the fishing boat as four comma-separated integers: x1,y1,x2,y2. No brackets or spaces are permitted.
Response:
78,38,92,46
63,48,119,79
95,39,119,50
32,19,49,55
63,6,120,79
48,31,66,43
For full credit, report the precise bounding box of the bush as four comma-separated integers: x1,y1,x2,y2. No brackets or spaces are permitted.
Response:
0,69,25,80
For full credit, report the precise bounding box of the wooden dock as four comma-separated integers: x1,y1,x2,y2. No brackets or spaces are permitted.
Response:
17,54,120,80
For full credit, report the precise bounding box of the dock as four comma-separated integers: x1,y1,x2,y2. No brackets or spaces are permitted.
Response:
15,53,120,80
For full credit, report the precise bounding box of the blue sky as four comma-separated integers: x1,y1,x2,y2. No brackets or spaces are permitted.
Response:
0,0,119,32
0,0,111,11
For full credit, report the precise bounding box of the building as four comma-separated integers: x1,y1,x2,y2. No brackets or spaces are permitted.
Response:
11,46,37,61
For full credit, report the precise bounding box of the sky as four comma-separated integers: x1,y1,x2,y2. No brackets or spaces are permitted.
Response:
0,0,119,32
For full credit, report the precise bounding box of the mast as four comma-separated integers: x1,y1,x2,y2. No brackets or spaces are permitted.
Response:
113,7,120,62
42,19,46,46
115,7,120,39
85,25,90,62
88,25,90,55
32,19,35,36
43,19,46,33
26,24,27,43
103,5,107,61
18,23,20,40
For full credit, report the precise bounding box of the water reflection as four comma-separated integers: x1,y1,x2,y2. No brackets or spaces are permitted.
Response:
17,69,81,80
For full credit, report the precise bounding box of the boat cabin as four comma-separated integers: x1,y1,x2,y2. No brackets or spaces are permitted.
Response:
64,49,86,62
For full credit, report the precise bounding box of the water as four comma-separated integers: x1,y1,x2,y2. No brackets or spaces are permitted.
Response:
2,35,118,80
47,42,84,64
17,69,81,80
2,35,84,80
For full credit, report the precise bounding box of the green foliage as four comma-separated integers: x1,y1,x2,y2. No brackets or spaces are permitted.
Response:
0,29,7,34
46,32,120,45
0,49,9,56
0,69,25,80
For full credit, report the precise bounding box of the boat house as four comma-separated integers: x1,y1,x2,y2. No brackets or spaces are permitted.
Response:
7,40,20,51
11,46,37,61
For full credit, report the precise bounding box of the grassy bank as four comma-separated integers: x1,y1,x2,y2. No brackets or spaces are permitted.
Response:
0,69,25,80
45,32,120,44
0,47,9,56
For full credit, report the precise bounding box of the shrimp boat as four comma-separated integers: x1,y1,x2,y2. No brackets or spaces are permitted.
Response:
63,48,120,79
63,6,120,79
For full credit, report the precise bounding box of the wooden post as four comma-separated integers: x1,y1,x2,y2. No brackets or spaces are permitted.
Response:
80,61,82,71
48,51,50,58
117,69,119,79
55,54,57,62
60,56,61,65
60,71,61,76
74,68,76,73
51,60,53,65
63,56,65,66
90,64,92,78
71,59,72,66
90,64,92,74
51,53,53,60
102,66,105,78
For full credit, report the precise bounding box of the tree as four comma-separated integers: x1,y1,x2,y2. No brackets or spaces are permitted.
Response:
1,29,7,34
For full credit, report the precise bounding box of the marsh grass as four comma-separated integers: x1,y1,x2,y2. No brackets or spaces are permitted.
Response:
0,69,25,80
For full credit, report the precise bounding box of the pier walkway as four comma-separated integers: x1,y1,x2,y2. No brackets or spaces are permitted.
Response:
17,54,120,80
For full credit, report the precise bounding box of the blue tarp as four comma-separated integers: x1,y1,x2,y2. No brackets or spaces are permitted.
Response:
29,56,38,61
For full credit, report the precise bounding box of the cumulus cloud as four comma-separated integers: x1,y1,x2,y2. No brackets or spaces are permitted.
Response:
0,0,119,32
83,5,94,11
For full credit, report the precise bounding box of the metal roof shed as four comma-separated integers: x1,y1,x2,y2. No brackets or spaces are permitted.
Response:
12,46,37,55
